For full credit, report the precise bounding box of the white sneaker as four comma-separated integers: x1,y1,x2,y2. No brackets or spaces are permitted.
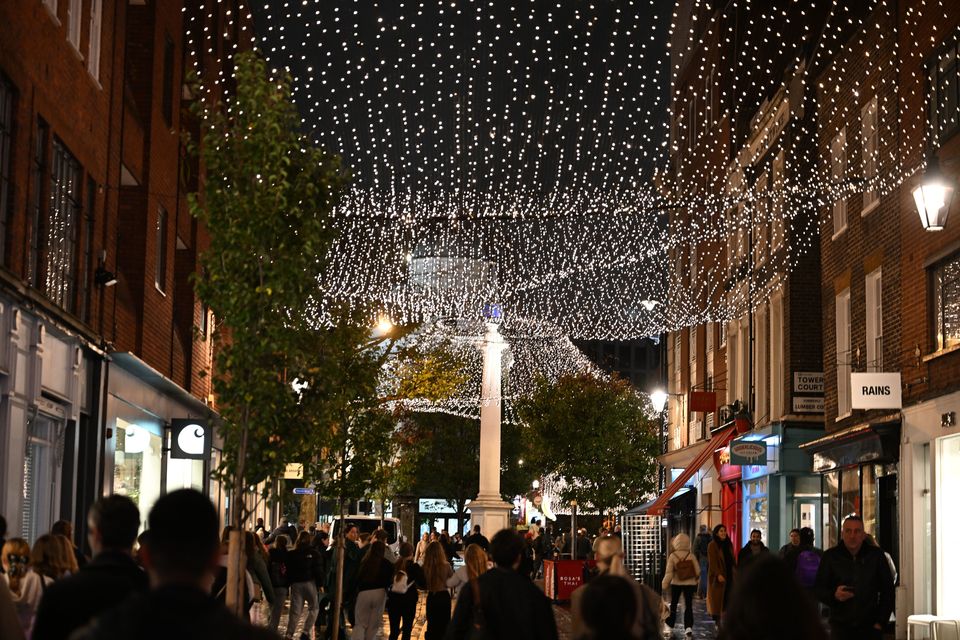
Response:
685,628,694,637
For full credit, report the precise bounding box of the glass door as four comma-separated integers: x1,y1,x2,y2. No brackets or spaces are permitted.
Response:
937,434,960,616
21,413,64,543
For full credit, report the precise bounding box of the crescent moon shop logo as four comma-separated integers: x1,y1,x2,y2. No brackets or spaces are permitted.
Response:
177,423,206,455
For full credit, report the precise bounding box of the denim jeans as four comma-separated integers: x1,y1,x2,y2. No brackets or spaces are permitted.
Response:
287,581,319,638
268,586,289,633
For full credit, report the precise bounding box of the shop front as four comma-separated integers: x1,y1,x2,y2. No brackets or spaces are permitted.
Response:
799,417,900,559
105,353,218,530
0,302,103,545
901,390,960,622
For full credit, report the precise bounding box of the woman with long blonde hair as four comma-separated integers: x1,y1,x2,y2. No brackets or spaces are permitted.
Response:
446,543,488,597
2,538,53,635
422,540,453,640
571,535,663,639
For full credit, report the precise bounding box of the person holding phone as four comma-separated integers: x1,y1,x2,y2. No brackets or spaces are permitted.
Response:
814,515,895,640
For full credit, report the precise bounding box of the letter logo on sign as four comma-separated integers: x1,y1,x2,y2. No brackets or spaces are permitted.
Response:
170,418,210,459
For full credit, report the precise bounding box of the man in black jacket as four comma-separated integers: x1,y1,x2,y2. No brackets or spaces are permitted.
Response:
463,525,489,551
33,495,149,640
814,515,895,640
446,529,559,640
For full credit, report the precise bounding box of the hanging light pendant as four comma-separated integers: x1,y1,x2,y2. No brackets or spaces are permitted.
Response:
913,154,955,231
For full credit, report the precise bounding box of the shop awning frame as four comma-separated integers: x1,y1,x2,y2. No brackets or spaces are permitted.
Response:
646,424,739,516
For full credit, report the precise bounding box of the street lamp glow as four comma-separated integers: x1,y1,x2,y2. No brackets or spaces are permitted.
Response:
376,315,394,334
650,388,668,413
532,479,540,489
640,299,660,311
913,155,954,231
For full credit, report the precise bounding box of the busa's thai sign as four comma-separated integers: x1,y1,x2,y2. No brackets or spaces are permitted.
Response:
170,419,211,459
851,373,902,410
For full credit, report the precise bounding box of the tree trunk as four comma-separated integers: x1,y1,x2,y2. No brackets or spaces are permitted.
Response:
331,497,347,640
226,417,250,616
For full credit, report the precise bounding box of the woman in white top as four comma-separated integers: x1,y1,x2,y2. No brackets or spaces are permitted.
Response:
445,544,489,598
662,532,701,637
414,532,429,564
2,538,54,637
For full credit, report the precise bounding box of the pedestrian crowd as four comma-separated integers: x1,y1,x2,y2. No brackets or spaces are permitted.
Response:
0,502,897,640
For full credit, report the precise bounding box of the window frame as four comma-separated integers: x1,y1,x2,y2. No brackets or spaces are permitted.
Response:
932,252,960,352
836,289,852,419
861,96,879,214
88,0,103,82
928,33,960,147
155,205,168,293
865,268,883,372
831,127,848,238
67,0,82,52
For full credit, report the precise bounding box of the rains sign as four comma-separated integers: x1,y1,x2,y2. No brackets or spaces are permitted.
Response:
170,419,211,459
851,373,902,410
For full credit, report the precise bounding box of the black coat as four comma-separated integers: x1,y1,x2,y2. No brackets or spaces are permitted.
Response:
32,551,149,640
445,567,559,640
814,543,895,630
72,585,278,640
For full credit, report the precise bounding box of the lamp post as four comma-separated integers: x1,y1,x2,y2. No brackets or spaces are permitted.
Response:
913,154,955,231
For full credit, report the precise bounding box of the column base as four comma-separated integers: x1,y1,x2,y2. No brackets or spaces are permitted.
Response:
468,496,514,538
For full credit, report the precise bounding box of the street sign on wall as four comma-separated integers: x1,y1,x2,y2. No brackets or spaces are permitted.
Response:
794,372,824,393
793,397,825,413
851,372,902,409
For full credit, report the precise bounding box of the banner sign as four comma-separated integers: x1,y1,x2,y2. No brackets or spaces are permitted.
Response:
690,391,717,413
851,372,902,409
170,419,211,459
730,441,768,465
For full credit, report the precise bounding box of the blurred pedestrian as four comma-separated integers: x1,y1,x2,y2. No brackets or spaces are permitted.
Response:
71,489,276,639
779,529,800,558
352,540,394,640
51,520,88,569
30,534,68,582
575,573,639,640
447,529,559,640
462,525,488,552
33,494,148,640
718,554,826,640
693,525,712,599
737,529,769,572
2,537,52,635
784,527,821,594
446,543,488,598
386,541,425,640
267,535,291,634
0,576,25,640
662,533,699,637
814,515,894,640
423,541,453,640
707,524,735,629
572,536,661,639
285,530,322,640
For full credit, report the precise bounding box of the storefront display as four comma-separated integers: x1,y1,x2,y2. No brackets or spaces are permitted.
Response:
113,418,163,530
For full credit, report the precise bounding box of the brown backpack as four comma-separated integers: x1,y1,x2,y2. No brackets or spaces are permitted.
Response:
674,552,697,581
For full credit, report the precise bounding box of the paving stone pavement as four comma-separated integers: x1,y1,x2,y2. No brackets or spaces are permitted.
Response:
259,589,720,640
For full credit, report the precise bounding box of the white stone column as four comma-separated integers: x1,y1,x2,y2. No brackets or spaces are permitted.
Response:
468,321,513,537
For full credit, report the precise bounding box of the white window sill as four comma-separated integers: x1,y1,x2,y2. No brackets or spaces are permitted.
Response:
831,226,848,241
154,283,167,297
922,343,960,363
836,411,852,422
87,69,102,91
43,4,60,25
861,199,880,217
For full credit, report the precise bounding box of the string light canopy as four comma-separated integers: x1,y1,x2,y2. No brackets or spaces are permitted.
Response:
185,0,951,340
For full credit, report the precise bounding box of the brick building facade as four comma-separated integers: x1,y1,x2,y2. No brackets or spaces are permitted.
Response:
0,0,251,549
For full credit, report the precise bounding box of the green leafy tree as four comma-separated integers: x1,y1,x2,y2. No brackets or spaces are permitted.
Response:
514,373,660,517
187,50,349,613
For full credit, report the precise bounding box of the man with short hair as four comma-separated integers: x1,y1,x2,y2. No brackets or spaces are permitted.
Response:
463,525,489,551
779,528,801,557
373,528,397,563
73,489,276,639
33,495,148,640
814,515,894,640
447,529,559,640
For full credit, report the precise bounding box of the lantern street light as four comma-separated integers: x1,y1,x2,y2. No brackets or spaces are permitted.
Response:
913,155,955,231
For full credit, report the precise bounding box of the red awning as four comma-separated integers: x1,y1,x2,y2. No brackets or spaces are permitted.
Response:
646,424,739,516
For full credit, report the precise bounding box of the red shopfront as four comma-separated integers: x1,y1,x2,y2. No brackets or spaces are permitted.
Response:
717,455,743,554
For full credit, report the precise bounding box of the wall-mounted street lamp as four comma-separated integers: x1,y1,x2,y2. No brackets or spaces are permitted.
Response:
913,154,955,231
94,265,117,287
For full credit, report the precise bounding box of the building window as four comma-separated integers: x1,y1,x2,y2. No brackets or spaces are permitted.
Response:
21,415,63,544
42,0,58,20
29,118,49,287
753,171,769,265
831,128,848,237
836,289,852,417
155,206,168,292
162,36,175,126
771,151,785,251
754,304,768,424
81,177,95,323
44,138,82,313
770,294,784,421
929,35,960,145
933,253,960,351
861,96,879,212
88,0,103,80
0,74,14,267
865,268,883,371
67,0,82,50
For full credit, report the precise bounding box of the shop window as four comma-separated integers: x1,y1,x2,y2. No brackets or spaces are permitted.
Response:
21,415,63,543
166,457,204,492
113,419,163,532
743,477,769,546
936,434,960,615
932,252,960,351
824,471,839,549
862,464,879,538
840,467,861,523
928,34,960,146
831,128,847,237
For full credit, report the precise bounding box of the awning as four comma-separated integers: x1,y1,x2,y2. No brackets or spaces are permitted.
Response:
646,424,739,516
799,414,900,472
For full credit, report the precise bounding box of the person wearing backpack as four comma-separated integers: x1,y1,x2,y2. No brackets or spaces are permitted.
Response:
662,532,700,637
386,541,426,640
785,527,822,593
